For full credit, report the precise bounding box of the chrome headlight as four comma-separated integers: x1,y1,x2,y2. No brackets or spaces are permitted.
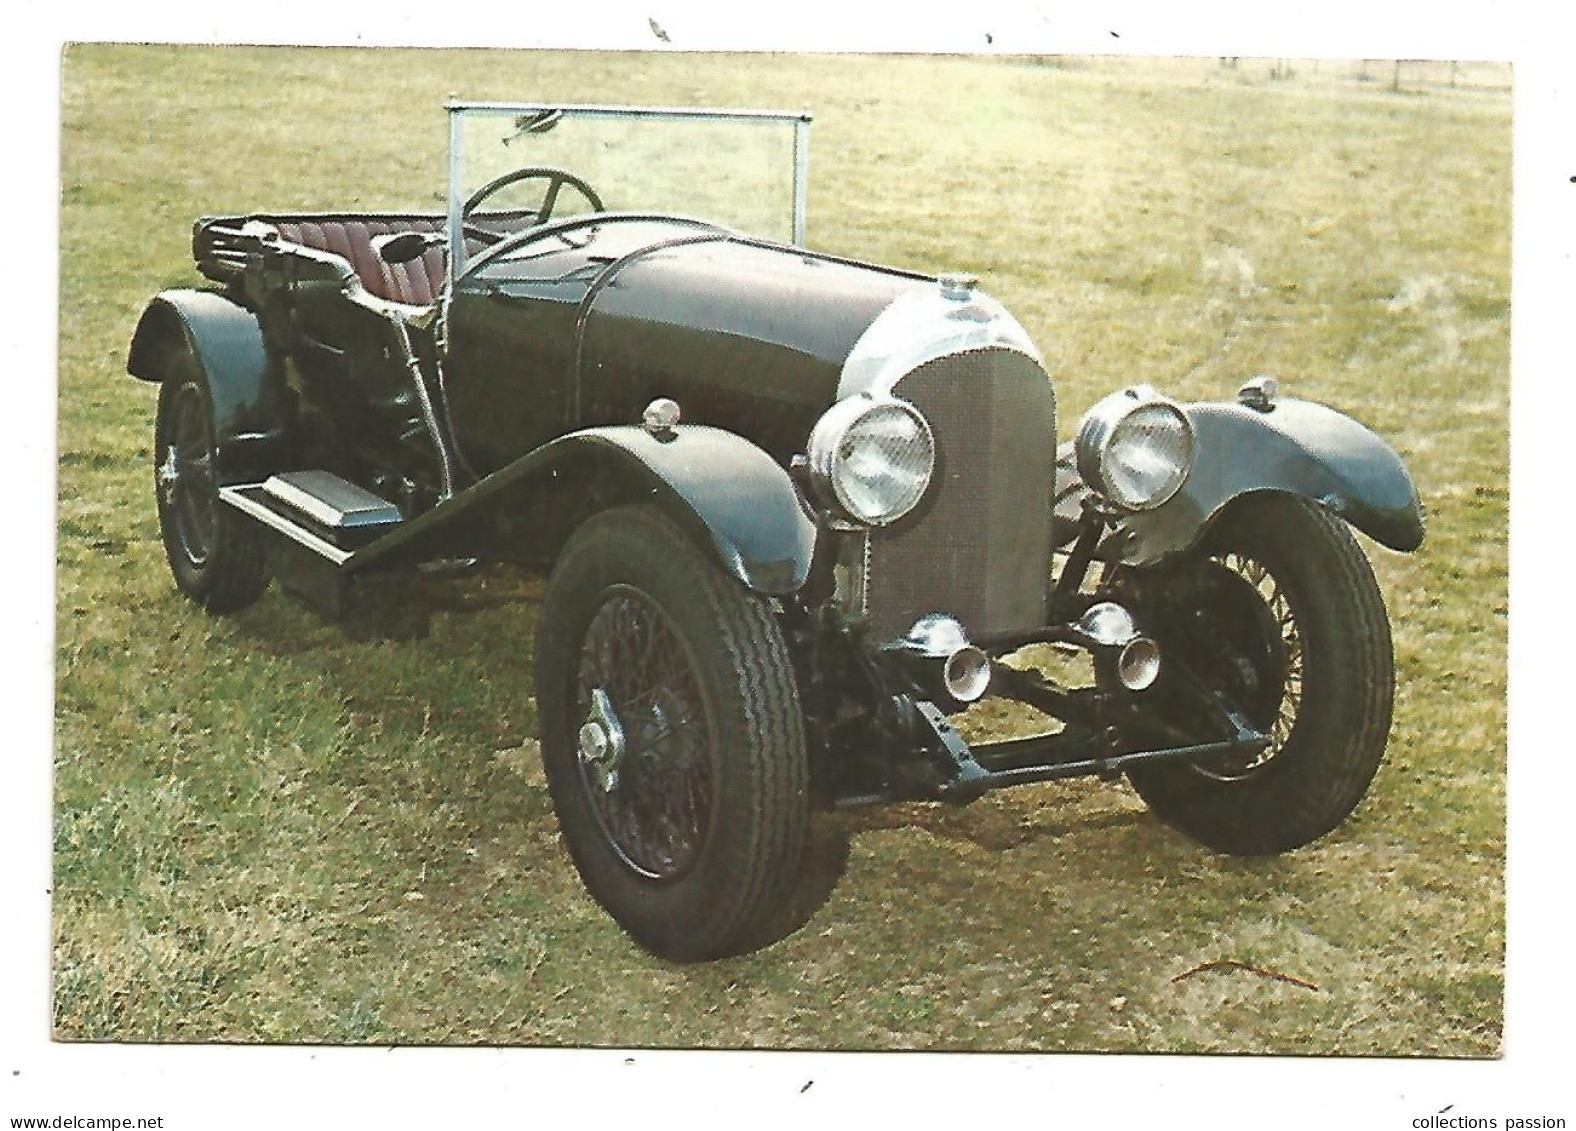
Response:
1075,387,1196,511
807,394,935,527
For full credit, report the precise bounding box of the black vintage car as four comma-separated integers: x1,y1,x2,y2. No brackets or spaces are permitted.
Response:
128,102,1423,961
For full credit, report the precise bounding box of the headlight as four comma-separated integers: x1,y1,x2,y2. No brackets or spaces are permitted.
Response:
1075,387,1196,511
807,394,935,527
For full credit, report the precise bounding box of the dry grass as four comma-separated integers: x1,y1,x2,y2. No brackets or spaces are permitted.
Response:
55,47,1507,1053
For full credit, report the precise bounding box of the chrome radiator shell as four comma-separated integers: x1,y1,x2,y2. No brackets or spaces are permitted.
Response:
861,347,1057,642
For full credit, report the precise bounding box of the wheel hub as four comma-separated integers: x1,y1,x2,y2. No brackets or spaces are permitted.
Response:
1186,555,1299,780
1165,559,1289,726
578,687,627,792
572,585,715,881
157,446,181,505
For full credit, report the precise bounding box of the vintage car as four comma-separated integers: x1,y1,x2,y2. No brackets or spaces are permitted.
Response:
127,102,1424,962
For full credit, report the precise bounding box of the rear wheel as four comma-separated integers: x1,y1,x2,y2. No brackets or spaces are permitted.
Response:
536,506,810,961
153,353,268,613
1124,495,1394,855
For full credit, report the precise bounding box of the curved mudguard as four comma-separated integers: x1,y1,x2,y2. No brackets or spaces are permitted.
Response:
1114,398,1424,567
353,424,818,596
127,289,289,483
566,425,818,594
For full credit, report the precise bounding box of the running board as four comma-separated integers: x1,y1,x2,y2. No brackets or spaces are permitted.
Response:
220,472,404,617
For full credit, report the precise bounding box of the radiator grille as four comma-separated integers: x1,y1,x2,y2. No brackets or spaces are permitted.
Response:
864,348,1057,643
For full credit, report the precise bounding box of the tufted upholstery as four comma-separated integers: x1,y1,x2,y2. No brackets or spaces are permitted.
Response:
262,215,450,307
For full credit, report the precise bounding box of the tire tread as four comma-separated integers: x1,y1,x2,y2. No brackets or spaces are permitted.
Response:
536,505,809,961
1127,495,1395,855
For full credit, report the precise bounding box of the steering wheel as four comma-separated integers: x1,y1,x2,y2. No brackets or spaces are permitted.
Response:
462,167,605,235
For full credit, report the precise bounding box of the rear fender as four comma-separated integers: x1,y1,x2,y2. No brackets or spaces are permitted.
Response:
127,289,289,483
353,424,818,596
1115,398,1424,566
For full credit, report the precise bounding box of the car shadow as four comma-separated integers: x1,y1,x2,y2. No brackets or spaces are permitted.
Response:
203,568,1234,960
841,799,1150,852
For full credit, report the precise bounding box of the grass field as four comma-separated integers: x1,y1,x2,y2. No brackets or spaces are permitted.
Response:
54,47,1509,1053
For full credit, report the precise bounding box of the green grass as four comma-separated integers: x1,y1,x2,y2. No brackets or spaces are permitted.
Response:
55,47,1508,1053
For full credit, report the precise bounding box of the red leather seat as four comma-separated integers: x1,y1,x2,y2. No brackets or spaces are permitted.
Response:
264,215,449,307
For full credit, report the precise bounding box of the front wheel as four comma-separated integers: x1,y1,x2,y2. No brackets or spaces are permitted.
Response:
1123,495,1396,855
535,506,810,961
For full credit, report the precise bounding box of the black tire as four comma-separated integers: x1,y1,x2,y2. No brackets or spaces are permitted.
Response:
152,352,269,613
535,506,810,962
1124,495,1394,855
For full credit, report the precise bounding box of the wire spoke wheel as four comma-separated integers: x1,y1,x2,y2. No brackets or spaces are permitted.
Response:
1124,495,1395,856
537,505,809,961
575,585,714,880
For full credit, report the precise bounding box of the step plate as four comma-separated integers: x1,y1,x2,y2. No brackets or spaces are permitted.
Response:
262,471,403,530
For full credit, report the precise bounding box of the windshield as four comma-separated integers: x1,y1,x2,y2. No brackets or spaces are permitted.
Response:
446,102,810,284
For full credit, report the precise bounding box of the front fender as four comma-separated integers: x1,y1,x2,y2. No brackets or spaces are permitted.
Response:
351,424,818,596
127,289,289,483
1115,398,1424,566
559,425,818,594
